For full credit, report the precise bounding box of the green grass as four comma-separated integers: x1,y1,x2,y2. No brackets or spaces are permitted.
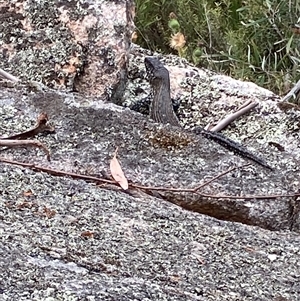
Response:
135,0,300,95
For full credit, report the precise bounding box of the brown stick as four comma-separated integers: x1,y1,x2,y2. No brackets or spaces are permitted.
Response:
0,140,51,161
0,113,55,140
0,157,298,200
281,79,300,102
0,113,54,160
210,101,258,132
0,68,19,82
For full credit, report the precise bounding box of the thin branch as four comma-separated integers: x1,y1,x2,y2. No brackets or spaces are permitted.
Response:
211,101,258,132
237,100,253,110
0,140,50,161
0,113,54,160
0,157,115,184
281,79,300,102
192,163,250,191
0,68,19,82
0,157,298,200
0,112,55,140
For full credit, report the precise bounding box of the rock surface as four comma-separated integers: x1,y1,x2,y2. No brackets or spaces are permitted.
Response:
0,76,299,300
0,0,300,300
0,0,133,100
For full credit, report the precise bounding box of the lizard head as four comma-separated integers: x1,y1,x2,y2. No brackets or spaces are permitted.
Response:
144,57,170,86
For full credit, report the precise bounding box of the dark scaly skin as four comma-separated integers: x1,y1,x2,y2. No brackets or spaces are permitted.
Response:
145,57,180,127
144,56,273,170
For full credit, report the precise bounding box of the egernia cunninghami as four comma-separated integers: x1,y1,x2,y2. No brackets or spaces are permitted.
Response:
144,56,272,170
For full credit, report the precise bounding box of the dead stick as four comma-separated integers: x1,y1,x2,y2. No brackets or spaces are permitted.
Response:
0,157,298,200
192,163,250,191
0,157,115,184
0,140,50,161
0,112,55,140
211,101,258,132
0,68,19,82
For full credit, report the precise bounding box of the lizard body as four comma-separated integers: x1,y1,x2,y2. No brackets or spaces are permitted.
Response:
144,56,272,170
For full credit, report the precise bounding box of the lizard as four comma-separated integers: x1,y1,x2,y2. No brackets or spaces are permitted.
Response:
144,56,273,170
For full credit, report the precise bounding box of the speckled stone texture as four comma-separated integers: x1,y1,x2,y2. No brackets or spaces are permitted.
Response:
0,166,299,301
0,0,133,100
0,0,300,300
0,79,299,300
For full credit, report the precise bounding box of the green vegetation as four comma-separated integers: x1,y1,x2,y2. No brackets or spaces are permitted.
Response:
135,0,300,95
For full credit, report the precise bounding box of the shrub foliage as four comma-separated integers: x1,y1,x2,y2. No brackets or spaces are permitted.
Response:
135,0,300,95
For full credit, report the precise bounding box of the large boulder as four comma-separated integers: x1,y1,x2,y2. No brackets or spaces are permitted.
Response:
0,0,299,300
0,0,134,101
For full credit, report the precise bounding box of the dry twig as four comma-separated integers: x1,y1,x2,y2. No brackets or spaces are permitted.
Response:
0,112,55,140
0,68,19,82
281,79,300,103
211,101,258,132
0,157,298,200
0,140,50,161
0,113,54,160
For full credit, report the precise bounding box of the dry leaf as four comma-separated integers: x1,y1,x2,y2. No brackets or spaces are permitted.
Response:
16,201,35,209
42,206,56,218
23,190,33,197
110,147,128,190
81,230,95,238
